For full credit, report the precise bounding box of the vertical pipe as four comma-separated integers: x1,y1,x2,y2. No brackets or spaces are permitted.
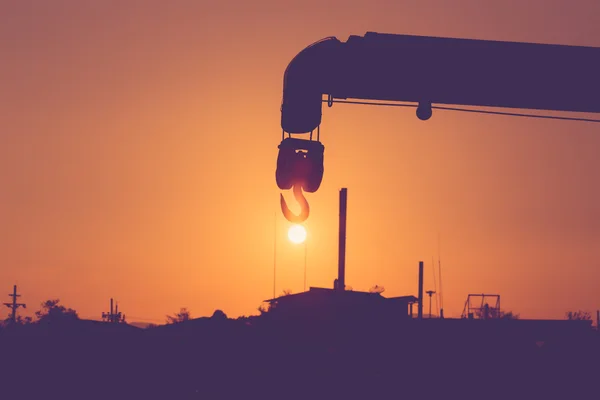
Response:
274,211,277,299
338,188,347,291
438,234,444,319
418,261,424,319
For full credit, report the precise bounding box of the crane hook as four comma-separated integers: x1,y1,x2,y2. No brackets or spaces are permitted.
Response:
280,183,310,223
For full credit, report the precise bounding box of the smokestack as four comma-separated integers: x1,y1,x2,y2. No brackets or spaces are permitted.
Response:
110,298,114,320
418,261,424,319
337,188,347,291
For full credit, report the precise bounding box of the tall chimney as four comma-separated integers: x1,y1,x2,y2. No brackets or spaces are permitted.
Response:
418,261,424,319
110,298,114,322
337,188,347,291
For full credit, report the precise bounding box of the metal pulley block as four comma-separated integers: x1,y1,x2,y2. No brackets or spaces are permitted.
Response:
275,137,325,193
276,137,325,223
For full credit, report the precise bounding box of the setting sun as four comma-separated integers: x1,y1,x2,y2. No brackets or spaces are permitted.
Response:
288,224,307,244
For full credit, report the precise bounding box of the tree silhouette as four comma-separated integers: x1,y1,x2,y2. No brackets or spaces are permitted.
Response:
258,302,276,315
35,299,78,323
166,307,191,324
499,311,520,319
212,309,227,320
565,310,591,320
2,314,33,326
369,285,385,294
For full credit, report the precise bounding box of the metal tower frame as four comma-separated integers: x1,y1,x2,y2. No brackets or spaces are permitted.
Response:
461,294,501,319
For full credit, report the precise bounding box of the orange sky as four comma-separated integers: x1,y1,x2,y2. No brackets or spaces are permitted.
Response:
1,0,599,324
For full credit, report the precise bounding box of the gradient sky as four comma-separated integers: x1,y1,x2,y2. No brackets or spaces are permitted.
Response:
1,0,599,324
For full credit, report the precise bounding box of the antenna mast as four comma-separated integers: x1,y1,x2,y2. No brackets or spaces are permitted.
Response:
102,298,126,323
431,256,439,317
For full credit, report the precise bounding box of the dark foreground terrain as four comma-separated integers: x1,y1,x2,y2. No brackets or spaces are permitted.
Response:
1,313,598,400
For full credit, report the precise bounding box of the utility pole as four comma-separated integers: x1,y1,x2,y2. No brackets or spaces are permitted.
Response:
3,285,26,323
418,261,424,319
426,290,436,318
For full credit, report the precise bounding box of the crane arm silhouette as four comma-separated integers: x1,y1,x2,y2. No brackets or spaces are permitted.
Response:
276,31,600,222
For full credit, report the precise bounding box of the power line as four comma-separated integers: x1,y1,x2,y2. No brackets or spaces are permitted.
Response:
435,104,600,123
79,314,163,324
118,315,165,323
79,314,163,323
322,99,600,123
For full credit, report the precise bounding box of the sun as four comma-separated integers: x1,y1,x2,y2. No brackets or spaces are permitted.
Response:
287,224,307,244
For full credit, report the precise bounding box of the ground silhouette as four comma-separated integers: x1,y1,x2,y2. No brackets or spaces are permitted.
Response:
1,296,598,400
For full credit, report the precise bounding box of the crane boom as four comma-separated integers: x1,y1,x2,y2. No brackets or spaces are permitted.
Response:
281,31,600,134
276,32,600,223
